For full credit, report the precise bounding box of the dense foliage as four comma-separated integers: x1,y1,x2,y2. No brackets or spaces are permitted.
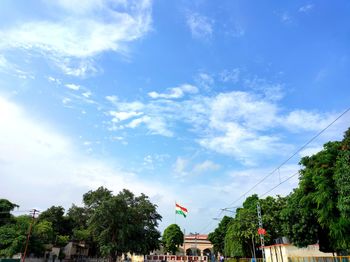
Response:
162,224,184,255
212,128,350,257
209,216,233,255
0,188,162,261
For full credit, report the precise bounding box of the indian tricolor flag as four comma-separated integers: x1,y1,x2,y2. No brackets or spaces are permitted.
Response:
175,203,188,218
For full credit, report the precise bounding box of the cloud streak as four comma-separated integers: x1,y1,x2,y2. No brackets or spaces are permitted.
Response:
186,12,214,40
105,86,342,165
0,0,153,76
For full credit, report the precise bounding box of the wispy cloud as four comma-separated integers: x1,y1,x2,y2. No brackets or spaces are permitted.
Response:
0,55,34,79
193,160,220,174
299,4,314,13
0,95,180,231
0,0,153,76
173,158,220,178
48,76,61,85
148,84,198,99
186,12,214,40
65,83,80,91
281,110,336,132
105,86,341,165
195,73,214,90
279,12,292,24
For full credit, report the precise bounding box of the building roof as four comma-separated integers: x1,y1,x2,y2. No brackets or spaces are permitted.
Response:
185,234,209,240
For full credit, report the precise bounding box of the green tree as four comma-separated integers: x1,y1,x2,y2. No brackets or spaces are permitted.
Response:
224,195,260,258
223,194,287,258
281,128,350,253
208,216,233,255
162,224,184,255
34,220,54,244
0,199,18,226
0,215,45,258
88,189,161,261
67,204,88,229
83,186,112,210
38,206,73,239
67,204,91,242
260,196,287,244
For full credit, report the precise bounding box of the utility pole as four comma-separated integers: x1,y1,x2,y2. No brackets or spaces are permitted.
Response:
257,203,265,262
22,209,39,262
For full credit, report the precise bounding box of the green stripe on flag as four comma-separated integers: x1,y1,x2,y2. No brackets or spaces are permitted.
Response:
176,210,186,218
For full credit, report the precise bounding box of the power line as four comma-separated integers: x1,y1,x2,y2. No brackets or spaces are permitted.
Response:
259,171,299,198
204,171,300,234
224,106,350,209
200,106,350,233
0,210,32,214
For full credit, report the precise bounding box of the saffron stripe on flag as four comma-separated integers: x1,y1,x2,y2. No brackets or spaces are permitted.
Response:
176,203,188,213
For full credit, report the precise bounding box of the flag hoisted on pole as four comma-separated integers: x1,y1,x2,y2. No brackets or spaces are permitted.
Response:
175,203,188,218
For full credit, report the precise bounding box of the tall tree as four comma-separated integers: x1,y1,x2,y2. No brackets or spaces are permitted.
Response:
83,186,112,210
282,128,350,253
208,216,233,255
162,224,184,255
224,195,260,258
88,189,161,262
39,206,72,236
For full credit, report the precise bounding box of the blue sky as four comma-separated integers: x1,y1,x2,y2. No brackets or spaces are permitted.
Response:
0,0,349,233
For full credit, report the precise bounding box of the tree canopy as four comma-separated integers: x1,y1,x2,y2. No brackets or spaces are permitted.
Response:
0,187,162,260
212,127,350,256
208,216,233,255
162,224,184,255
88,189,162,261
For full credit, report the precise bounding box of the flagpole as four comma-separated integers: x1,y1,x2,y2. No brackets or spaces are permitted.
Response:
183,228,186,256
175,201,177,225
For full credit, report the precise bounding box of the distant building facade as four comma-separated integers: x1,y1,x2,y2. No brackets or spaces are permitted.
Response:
179,234,213,257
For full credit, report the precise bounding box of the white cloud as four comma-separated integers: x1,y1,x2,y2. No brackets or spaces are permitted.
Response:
192,160,220,174
106,95,119,104
1,95,345,233
0,0,152,58
244,76,284,101
280,12,292,24
173,157,189,177
148,84,198,99
186,13,214,39
48,76,61,84
126,115,173,137
65,83,80,91
0,95,179,231
299,4,314,13
0,0,153,76
173,158,220,178
110,111,143,122
82,91,92,98
195,73,214,90
282,110,337,132
57,59,99,77
62,97,72,104
209,91,279,130
0,55,33,79
105,87,343,166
